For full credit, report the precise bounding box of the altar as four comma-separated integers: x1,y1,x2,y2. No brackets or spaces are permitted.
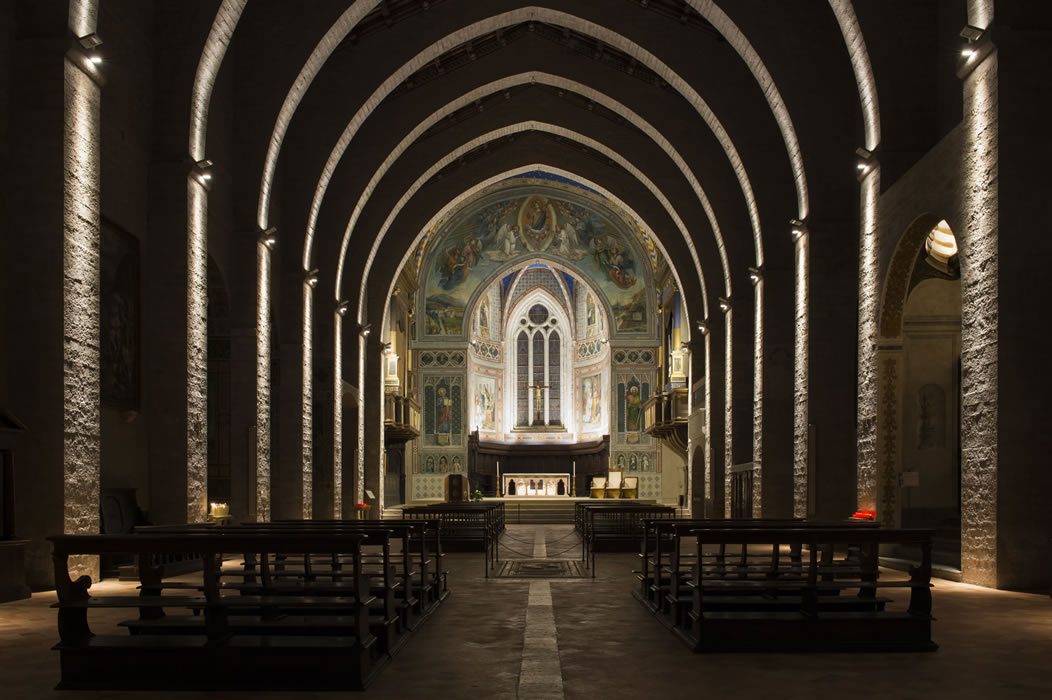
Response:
467,431,610,497
503,473,570,497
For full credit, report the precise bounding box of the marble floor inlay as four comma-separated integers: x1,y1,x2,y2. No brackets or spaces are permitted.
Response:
518,581,565,700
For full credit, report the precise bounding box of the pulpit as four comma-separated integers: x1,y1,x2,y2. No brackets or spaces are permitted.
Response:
0,408,30,601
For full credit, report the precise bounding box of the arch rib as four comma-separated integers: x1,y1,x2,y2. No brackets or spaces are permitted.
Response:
326,72,730,310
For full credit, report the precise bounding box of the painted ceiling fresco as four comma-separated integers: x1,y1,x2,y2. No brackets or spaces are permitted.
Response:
419,174,655,337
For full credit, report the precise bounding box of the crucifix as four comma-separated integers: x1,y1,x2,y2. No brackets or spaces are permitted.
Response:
527,382,550,426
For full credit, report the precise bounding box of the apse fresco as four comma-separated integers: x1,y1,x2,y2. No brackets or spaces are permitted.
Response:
423,191,649,336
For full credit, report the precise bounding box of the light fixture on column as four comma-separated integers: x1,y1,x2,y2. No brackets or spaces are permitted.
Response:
305,268,319,288
855,147,874,179
748,266,763,285
259,226,277,250
959,25,986,63
718,297,731,313
191,159,214,188
696,320,709,335
790,218,808,242
78,33,103,50
336,300,349,317
360,323,372,337
68,33,105,82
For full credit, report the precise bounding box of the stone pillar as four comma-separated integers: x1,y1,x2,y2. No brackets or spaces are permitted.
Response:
791,226,809,518
363,332,384,518
873,347,904,527
760,261,795,519
968,16,1052,589
63,20,104,579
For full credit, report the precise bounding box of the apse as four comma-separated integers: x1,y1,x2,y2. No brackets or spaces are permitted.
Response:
406,171,675,501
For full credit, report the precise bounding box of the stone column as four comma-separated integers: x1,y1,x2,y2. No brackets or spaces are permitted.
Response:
63,19,104,579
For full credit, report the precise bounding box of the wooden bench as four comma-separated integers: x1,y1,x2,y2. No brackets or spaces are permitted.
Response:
402,503,504,576
662,526,936,652
635,518,881,628
575,502,676,574
129,523,436,657
50,531,389,690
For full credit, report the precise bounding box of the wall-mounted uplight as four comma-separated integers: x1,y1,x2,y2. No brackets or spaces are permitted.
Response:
696,320,709,335
191,159,214,187
360,323,372,337
747,266,763,285
336,300,349,317
67,33,106,85
855,147,874,179
259,226,277,250
305,268,319,288
718,297,731,313
790,218,808,242
961,48,975,58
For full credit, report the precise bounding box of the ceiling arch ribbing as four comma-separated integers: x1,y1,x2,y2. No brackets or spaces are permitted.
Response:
352,122,708,327
325,71,730,311
270,6,770,277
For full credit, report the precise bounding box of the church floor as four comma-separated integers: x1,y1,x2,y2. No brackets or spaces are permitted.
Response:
0,525,1049,699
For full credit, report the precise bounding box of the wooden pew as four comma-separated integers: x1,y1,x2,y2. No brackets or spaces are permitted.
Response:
130,520,446,652
402,502,504,576
576,502,676,575
49,531,388,691
635,518,881,629
670,526,936,652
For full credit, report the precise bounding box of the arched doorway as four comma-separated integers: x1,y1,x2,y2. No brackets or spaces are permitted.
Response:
877,217,961,570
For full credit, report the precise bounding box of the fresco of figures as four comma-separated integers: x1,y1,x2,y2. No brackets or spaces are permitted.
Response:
613,452,654,472
473,376,496,432
616,374,651,445
579,372,604,432
420,454,465,473
422,376,463,447
423,191,649,336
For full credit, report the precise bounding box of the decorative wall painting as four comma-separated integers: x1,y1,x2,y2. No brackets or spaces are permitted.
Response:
580,372,603,432
100,220,140,409
473,377,496,432
423,376,462,447
617,375,650,445
420,186,649,337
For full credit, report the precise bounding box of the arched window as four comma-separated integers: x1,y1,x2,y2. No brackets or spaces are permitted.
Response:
515,304,563,427
516,330,529,426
